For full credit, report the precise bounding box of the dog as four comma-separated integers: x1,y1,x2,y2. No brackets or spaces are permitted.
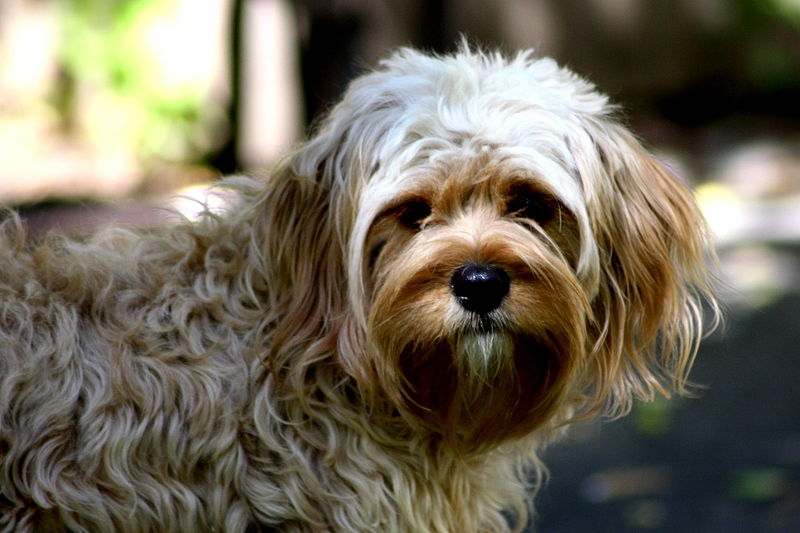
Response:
0,46,716,532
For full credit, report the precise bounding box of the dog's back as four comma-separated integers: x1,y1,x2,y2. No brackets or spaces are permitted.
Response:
0,206,271,531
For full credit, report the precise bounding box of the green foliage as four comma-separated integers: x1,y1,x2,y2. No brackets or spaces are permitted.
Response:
632,398,673,437
728,468,788,502
765,0,800,28
58,0,211,161
733,0,800,29
731,0,800,91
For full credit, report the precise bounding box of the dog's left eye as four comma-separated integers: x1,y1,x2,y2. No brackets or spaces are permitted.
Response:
395,200,432,230
507,193,556,224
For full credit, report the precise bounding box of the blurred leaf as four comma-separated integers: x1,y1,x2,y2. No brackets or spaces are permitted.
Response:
633,398,673,437
56,0,208,161
728,468,788,502
733,0,800,29
749,41,800,91
770,0,800,28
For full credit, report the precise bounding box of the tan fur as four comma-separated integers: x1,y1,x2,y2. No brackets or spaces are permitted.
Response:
0,47,716,533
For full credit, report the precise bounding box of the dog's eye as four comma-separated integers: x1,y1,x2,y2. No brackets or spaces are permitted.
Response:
507,193,555,224
396,200,431,229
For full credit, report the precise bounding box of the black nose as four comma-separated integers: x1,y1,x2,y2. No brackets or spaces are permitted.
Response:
450,264,510,314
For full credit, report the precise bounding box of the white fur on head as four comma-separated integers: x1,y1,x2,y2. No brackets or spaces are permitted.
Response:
355,48,609,301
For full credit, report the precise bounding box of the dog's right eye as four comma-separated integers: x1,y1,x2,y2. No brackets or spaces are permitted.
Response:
507,191,556,224
395,200,431,230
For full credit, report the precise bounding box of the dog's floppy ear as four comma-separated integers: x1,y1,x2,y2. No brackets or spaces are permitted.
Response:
572,120,717,416
257,109,380,396
256,70,415,398
256,141,356,394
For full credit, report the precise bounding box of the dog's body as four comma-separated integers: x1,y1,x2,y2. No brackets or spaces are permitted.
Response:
1,47,715,532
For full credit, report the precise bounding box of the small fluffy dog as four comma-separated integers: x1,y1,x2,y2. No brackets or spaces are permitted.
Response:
0,47,716,532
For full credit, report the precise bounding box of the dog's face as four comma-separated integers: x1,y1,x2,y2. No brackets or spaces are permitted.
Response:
364,155,588,447
264,48,715,451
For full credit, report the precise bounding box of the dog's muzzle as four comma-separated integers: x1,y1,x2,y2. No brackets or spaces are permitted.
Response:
450,264,510,314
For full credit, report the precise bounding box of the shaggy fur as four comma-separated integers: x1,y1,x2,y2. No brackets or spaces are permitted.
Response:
0,46,716,533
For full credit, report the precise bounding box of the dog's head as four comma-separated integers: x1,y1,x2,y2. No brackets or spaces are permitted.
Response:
260,47,716,451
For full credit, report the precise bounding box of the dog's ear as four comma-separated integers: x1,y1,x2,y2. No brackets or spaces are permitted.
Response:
256,76,414,398
256,146,356,394
572,120,717,416
257,115,379,397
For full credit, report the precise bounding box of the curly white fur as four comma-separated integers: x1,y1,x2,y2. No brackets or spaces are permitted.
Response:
0,45,716,533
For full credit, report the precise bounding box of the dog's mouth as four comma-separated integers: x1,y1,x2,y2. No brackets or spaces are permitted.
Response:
462,310,503,334
394,329,573,449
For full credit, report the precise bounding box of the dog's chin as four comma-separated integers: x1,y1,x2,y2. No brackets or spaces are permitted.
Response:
389,321,578,451
366,249,589,450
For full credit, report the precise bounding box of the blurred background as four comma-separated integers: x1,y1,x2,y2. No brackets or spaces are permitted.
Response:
1,0,799,531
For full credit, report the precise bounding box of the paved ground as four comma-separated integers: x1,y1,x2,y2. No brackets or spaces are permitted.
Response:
531,248,800,532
